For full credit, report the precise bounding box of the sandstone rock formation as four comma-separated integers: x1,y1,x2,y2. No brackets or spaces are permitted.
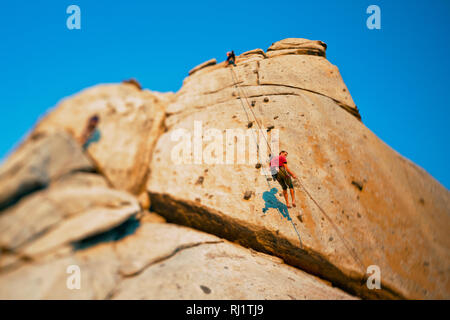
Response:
32,84,167,196
0,219,355,299
0,131,92,211
0,38,448,300
189,58,217,76
148,38,450,299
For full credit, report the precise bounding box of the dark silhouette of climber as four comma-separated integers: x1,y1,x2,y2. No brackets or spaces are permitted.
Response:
226,51,236,67
262,188,292,221
80,115,101,150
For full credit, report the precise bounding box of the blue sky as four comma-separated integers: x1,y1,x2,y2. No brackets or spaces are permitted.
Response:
1,0,449,188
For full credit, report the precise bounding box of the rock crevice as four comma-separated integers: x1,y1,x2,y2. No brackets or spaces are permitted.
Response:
148,191,404,299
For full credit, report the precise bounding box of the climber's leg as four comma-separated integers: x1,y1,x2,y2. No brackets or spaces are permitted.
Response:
282,189,290,208
290,188,296,207
274,172,290,207
276,181,290,207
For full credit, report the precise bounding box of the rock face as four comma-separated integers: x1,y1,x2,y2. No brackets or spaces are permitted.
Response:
189,58,217,76
0,133,141,266
0,220,355,299
0,133,353,299
32,84,167,196
0,131,93,210
147,39,450,299
267,38,327,57
111,223,355,300
0,38,449,300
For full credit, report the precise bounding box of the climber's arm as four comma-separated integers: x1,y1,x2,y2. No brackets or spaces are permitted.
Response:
283,163,297,179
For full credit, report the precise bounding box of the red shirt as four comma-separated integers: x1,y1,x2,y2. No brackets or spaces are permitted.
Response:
270,155,287,168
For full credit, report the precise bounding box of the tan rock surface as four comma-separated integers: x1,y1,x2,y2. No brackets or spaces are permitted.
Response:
0,244,120,299
258,55,358,117
147,40,450,299
0,179,140,254
166,41,358,125
189,58,217,76
114,222,220,276
21,204,139,257
0,38,448,300
0,133,141,266
267,38,327,57
112,225,356,300
32,83,167,195
236,49,267,64
0,221,355,300
0,131,93,210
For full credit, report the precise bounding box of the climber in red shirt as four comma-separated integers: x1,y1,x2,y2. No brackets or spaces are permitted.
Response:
269,151,297,208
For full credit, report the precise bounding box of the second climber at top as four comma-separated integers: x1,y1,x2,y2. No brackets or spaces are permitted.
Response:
226,50,236,67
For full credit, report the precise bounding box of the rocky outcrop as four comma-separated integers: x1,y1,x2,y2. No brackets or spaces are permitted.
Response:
32,84,167,196
0,134,141,270
111,223,355,300
166,39,359,125
147,39,450,299
0,131,93,211
0,38,449,300
0,219,355,299
267,38,327,57
189,58,217,76
237,49,267,64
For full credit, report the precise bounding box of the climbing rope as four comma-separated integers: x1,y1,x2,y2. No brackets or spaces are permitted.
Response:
229,68,271,189
229,65,366,274
229,67,303,249
229,68,273,153
295,178,366,274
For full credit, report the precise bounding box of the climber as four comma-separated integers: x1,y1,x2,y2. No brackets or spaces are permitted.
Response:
80,114,101,150
226,50,236,67
269,151,297,208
